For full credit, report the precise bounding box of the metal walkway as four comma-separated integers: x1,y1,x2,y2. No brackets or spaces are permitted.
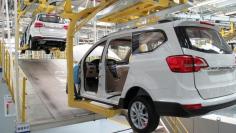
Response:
18,59,103,130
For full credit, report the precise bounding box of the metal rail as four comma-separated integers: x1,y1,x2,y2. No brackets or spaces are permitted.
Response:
116,2,191,29
98,0,171,23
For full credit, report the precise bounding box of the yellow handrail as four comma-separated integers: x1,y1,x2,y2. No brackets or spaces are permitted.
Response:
4,49,7,79
0,41,27,123
21,77,27,123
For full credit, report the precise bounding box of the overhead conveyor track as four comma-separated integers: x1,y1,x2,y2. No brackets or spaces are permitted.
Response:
99,0,189,23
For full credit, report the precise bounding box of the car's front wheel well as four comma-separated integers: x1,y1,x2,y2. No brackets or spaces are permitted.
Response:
120,87,153,109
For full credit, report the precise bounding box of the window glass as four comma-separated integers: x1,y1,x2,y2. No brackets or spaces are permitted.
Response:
184,27,232,54
107,37,132,64
133,31,166,53
38,14,65,24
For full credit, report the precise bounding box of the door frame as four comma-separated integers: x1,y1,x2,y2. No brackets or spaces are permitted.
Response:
99,33,132,103
80,33,132,104
80,39,108,101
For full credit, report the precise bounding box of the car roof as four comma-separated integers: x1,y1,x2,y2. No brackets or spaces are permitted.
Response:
99,21,173,41
97,20,218,44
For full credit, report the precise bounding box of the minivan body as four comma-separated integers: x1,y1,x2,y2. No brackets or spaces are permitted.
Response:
72,20,236,133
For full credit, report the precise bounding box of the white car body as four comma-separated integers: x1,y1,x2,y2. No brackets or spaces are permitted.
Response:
73,20,236,132
21,13,68,52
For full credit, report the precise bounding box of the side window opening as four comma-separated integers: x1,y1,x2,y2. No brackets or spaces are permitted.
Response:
132,30,167,54
107,38,132,64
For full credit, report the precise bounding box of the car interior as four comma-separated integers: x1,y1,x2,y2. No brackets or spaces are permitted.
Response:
105,37,132,95
84,59,100,92
84,42,106,93
83,37,132,95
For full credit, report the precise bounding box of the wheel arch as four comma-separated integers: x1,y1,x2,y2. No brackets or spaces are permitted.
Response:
119,86,153,109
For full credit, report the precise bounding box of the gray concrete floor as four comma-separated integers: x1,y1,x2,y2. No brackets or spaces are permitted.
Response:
0,67,132,133
19,59,103,129
33,119,132,133
0,72,16,133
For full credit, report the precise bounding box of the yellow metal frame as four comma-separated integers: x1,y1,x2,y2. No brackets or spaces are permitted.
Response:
32,0,56,16
98,0,188,24
3,45,15,100
21,77,27,123
98,0,170,23
61,0,121,118
220,22,236,41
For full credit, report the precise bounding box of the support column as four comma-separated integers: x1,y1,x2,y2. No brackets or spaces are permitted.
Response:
67,19,76,106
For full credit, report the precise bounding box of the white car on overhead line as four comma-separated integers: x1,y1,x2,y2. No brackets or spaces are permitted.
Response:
20,13,68,54
70,20,236,133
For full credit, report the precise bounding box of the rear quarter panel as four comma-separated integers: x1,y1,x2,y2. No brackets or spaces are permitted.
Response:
121,26,201,104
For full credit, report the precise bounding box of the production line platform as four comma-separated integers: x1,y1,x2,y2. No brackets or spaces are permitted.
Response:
18,59,103,130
